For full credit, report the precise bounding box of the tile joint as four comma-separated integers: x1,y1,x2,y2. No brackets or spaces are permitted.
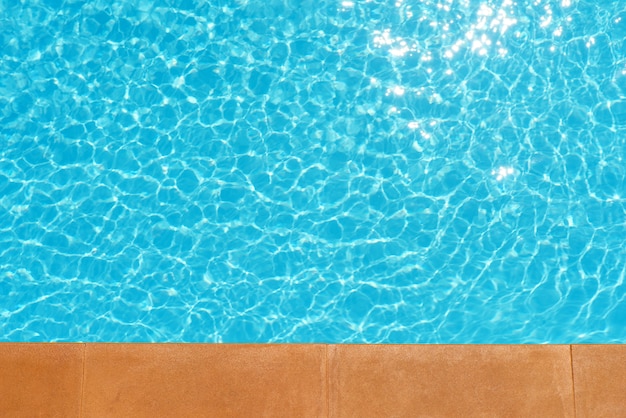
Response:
570,345,577,418
79,343,86,418
325,344,330,418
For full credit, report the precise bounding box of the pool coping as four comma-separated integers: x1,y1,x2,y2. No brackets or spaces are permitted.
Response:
1,343,624,417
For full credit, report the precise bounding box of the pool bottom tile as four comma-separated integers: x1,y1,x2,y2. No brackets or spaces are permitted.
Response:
572,345,626,418
328,345,574,418
0,343,83,418
81,344,327,417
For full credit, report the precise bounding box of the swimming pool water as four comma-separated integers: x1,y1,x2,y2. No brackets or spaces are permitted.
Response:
1,0,626,343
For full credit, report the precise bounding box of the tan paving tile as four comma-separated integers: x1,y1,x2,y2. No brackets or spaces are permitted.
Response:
572,345,626,417
328,345,574,418
0,343,84,418
82,344,327,418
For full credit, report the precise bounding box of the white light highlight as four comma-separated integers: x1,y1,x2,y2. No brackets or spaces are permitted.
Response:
492,166,515,181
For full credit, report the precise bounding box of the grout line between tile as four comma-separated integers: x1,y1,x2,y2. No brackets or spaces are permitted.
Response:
325,344,330,418
570,345,577,418
79,343,86,418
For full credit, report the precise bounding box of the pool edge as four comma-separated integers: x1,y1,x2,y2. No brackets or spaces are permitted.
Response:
1,343,625,417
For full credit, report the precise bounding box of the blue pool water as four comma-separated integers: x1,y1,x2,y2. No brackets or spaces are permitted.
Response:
1,0,626,343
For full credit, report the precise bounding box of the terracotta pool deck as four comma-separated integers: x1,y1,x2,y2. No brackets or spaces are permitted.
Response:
1,344,624,417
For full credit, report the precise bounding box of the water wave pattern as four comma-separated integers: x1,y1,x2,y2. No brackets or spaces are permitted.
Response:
1,0,626,342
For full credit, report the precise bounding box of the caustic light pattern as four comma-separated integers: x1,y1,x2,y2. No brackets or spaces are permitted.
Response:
1,0,626,343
